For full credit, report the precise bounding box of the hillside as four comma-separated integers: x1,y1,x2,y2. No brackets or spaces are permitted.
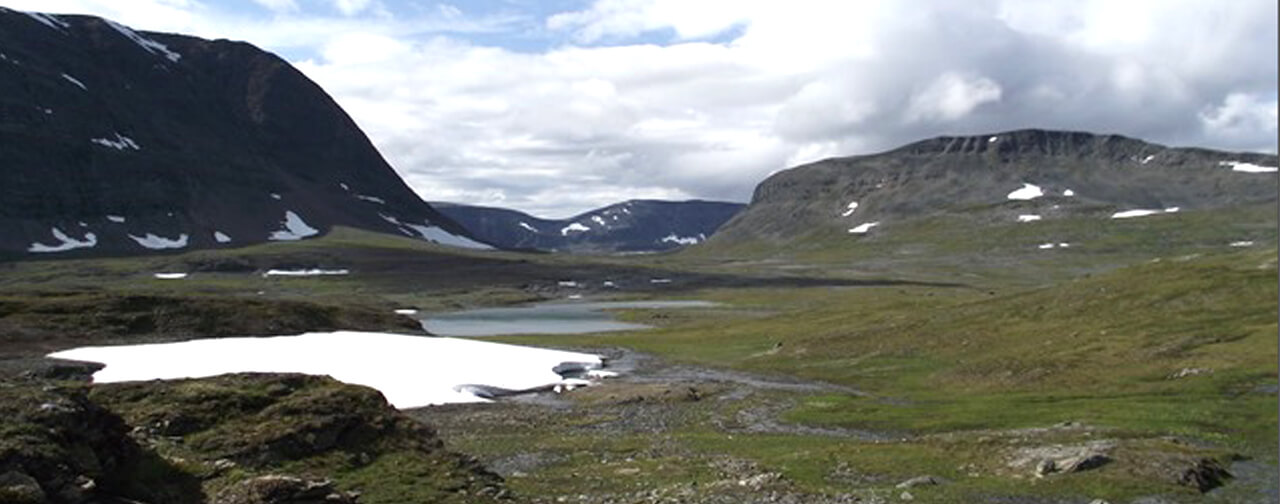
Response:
0,9,487,258
697,129,1278,279
434,199,744,253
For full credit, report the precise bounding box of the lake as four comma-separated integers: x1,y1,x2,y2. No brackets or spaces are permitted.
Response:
420,300,718,337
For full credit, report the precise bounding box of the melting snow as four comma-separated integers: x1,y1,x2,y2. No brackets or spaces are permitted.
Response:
650,278,672,284
339,183,350,191
268,211,319,241
558,281,579,287
586,369,619,379
1219,161,1279,173
355,194,385,204
394,309,418,315
1007,183,1044,201
47,331,607,408
1229,241,1254,247
263,269,349,277
22,11,69,31
106,215,125,223
1017,214,1041,223
1110,208,1180,219
270,193,282,200
1063,189,1075,197
1038,243,1056,249
660,233,703,246
28,227,96,253
61,73,86,90
104,19,181,62
988,136,998,143
213,231,231,243
518,221,539,232
591,216,607,226
848,222,880,234
1141,155,1156,164
405,224,493,250
153,273,188,280
129,232,189,249
561,222,590,235
841,201,859,217
91,133,139,151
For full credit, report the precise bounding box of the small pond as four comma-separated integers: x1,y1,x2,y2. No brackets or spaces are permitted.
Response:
421,300,717,337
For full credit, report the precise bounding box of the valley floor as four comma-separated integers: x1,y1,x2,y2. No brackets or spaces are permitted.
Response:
0,228,1275,503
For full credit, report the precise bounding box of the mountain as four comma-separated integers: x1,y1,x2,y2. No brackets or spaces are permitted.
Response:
0,9,487,258
703,129,1277,270
433,199,745,253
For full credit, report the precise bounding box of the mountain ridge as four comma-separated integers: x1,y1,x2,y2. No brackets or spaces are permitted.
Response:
0,9,487,258
434,199,745,253
714,128,1278,246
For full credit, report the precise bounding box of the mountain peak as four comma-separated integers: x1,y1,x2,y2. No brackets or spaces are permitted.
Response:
0,10,486,256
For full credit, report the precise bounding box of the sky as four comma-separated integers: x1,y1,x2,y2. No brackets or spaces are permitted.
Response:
2,0,1277,218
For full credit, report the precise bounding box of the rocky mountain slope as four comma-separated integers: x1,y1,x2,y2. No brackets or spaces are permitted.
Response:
708,129,1278,252
434,199,744,253
0,9,487,258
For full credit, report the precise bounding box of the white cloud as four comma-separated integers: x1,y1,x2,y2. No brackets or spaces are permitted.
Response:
906,73,1003,123
251,0,298,14
2,0,1276,217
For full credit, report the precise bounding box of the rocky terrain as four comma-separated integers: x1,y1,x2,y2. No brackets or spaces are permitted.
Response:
434,199,744,253
0,372,506,503
0,8,485,258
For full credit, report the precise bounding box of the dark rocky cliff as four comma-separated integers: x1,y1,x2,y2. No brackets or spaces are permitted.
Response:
0,9,484,257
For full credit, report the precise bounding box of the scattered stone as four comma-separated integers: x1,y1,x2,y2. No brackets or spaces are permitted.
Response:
1175,457,1232,492
1087,499,1110,504
212,475,358,504
899,490,914,500
1168,367,1212,379
1009,440,1115,477
895,475,947,488
0,471,45,504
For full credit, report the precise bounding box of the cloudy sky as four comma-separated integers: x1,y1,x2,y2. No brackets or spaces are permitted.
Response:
3,0,1277,217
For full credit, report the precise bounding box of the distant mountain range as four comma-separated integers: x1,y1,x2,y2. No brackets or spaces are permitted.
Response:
433,200,745,253
708,129,1278,250
0,9,487,257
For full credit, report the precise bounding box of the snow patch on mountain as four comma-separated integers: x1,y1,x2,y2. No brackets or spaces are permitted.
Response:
660,233,705,246
264,269,349,277
1017,214,1041,222
129,232,188,249
404,223,493,250
1007,183,1044,201
28,227,97,252
214,231,231,243
848,222,880,234
1111,207,1180,219
561,222,590,235
1219,161,1278,173
22,11,68,31
519,221,538,232
104,19,181,62
91,133,139,151
61,73,86,90
106,215,126,223
268,211,319,241
355,194,385,204
841,201,859,217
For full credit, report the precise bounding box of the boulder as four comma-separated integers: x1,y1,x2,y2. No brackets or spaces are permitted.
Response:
213,475,358,504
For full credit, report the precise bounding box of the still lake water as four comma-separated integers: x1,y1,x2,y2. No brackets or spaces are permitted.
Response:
421,300,717,337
